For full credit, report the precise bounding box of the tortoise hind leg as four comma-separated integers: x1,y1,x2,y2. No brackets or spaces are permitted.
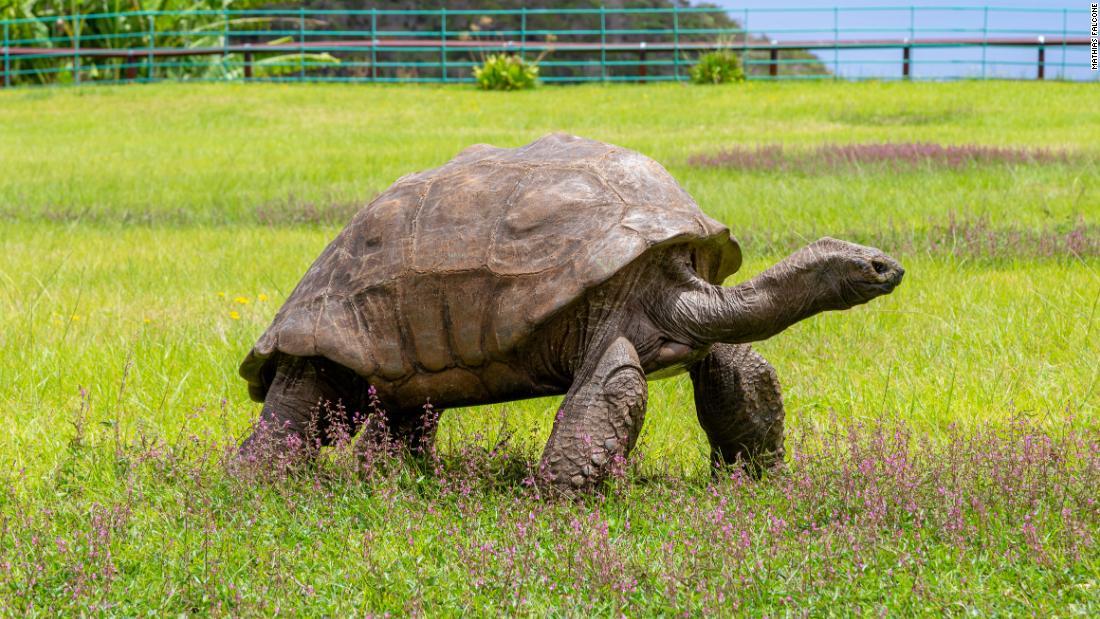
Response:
389,404,442,455
538,336,648,491
353,404,442,463
239,355,367,461
689,343,785,477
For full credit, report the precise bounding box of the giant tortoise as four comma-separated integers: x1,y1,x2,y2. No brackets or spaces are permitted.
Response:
239,133,904,489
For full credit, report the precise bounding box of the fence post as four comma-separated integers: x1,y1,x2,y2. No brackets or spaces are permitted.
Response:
222,4,229,80
769,41,778,78
980,6,988,79
1060,9,1067,77
909,5,915,44
244,44,253,79
672,6,680,81
299,7,305,80
902,41,910,79
638,42,647,82
743,7,749,70
74,15,81,85
147,13,155,82
520,7,527,61
908,5,915,79
2,21,9,88
832,6,838,79
440,8,447,82
125,50,137,81
1036,36,1045,80
599,5,606,82
370,8,378,81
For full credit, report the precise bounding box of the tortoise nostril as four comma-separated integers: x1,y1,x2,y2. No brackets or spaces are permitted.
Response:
872,259,889,275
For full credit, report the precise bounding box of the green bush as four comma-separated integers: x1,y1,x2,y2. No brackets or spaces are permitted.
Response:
474,54,539,91
690,50,745,85
1,0,299,86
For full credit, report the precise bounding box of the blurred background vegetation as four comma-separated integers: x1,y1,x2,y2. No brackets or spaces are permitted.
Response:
1,0,827,85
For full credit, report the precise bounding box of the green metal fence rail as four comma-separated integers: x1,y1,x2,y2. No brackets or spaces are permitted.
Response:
0,6,1095,87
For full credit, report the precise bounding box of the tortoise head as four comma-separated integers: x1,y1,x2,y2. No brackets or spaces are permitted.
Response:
787,237,905,312
661,237,904,346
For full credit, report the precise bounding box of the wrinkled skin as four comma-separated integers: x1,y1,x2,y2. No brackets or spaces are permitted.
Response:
237,136,904,491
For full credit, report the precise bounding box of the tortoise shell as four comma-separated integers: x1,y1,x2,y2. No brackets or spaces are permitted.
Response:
240,133,741,401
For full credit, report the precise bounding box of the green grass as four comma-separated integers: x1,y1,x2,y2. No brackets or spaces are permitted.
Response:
1,224,1095,472
1,81,1096,238
0,81,1097,615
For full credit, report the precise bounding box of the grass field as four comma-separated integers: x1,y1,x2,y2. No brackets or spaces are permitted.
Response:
0,81,1098,615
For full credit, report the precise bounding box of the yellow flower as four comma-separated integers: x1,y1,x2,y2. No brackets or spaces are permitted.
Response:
70,314,82,322
234,296,250,305
229,311,241,320
143,317,152,324
217,291,226,298
258,294,268,302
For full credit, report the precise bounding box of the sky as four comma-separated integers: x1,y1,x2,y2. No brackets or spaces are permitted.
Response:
708,1,1098,80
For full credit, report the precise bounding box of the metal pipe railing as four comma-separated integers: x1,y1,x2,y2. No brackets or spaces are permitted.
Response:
0,5,1095,87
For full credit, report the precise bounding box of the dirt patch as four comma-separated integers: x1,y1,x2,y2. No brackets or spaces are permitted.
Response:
255,194,371,226
829,108,973,127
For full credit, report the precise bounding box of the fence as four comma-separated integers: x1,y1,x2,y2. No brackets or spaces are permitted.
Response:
1,6,1096,87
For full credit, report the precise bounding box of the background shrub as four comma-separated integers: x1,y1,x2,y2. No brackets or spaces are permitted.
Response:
1,0,299,85
690,50,746,84
474,54,539,91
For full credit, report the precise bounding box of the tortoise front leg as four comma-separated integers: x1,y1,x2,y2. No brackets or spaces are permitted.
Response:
240,355,365,461
539,336,648,492
689,343,785,477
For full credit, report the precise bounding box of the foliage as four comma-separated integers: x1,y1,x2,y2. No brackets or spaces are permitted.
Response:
248,52,339,78
690,49,745,84
2,1,829,85
473,53,538,91
211,0,831,81
1,403,1097,614
0,0,329,85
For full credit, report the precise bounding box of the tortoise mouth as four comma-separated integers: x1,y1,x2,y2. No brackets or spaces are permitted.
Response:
873,267,904,294
852,260,903,301
869,254,904,288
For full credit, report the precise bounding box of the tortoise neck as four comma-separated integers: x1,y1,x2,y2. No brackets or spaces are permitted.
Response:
669,255,824,346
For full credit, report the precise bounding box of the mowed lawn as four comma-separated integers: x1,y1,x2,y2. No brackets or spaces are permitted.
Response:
0,81,1097,615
